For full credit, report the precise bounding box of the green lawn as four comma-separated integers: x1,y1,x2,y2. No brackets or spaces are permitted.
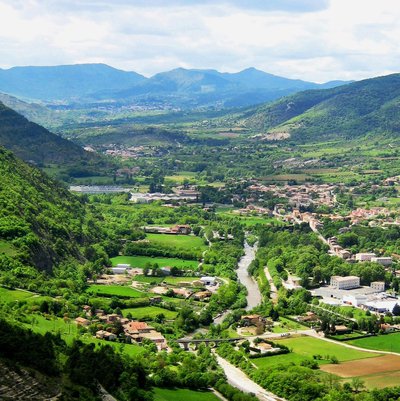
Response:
253,336,379,369
153,388,219,401
348,333,400,353
0,287,39,302
111,255,199,269
86,285,148,298
146,233,207,251
122,306,178,320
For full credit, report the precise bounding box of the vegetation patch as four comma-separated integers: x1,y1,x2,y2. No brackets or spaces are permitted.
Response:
122,306,178,320
86,284,148,298
153,388,220,401
348,333,400,353
111,255,199,269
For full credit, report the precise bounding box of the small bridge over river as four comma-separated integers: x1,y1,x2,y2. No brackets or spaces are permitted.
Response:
177,337,241,350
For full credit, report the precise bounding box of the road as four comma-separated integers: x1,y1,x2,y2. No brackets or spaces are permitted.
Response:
263,266,278,303
237,241,262,310
215,354,286,401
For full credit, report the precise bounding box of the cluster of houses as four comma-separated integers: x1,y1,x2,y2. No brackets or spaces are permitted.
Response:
75,308,168,350
143,224,192,235
130,187,200,204
237,314,272,335
247,183,337,208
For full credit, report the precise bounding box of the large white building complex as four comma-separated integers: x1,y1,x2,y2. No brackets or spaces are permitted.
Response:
330,276,360,290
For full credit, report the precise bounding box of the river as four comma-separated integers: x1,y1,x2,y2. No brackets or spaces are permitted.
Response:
236,241,262,310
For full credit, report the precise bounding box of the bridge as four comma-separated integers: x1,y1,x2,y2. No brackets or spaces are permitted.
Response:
177,337,241,350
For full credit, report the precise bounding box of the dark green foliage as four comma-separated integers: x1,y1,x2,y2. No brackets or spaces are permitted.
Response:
0,147,103,273
242,73,400,141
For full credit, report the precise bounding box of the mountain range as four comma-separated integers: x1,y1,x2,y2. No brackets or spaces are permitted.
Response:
0,63,349,108
238,73,400,142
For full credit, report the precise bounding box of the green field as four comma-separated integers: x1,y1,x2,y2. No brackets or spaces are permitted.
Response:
163,276,200,285
348,333,400,353
253,336,379,369
153,388,219,401
146,233,207,251
271,317,308,333
0,287,38,302
87,285,148,298
111,255,199,269
122,306,178,320
217,212,283,227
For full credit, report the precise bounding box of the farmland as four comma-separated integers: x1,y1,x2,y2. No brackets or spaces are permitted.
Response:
111,255,199,269
146,233,207,251
348,333,400,353
153,388,220,401
122,306,178,320
86,284,148,298
252,336,378,369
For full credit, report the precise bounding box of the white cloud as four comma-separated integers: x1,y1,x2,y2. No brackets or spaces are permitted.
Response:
0,0,399,82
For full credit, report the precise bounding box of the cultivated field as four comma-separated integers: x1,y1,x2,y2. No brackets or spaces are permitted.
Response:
86,284,148,298
147,233,207,251
153,388,219,401
111,255,199,269
122,306,178,320
321,354,400,389
253,335,378,369
348,333,400,353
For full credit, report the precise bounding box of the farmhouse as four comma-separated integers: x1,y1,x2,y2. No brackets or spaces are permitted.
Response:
355,253,376,262
123,321,167,350
75,317,91,326
200,276,217,286
330,276,360,290
96,330,117,341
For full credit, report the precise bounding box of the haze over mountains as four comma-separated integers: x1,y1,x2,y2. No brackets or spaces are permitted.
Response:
0,63,350,108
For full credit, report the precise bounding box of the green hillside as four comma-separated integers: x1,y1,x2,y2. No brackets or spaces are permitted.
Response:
241,73,400,142
0,101,97,165
0,147,102,277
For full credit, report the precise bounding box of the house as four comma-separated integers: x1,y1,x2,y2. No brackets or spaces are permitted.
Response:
149,296,163,304
330,276,360,290
370,281,385,292
170,225,191,235
334,325,352,334
75,317,91,326
298,312,319,323
241,314,264,326
160,266,172,276
371,257,392,267
356,253,376,262
200,276,216,286
96,330,117,341
123,321,167,350
380,324,395,333
193,290,212,300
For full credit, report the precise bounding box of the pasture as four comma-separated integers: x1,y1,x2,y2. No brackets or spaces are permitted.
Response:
86,285,148,298
146,233,207,251
253,335,378,369
122,306,178,320
348,333,400,353
153,388,219,401
111,255,199,269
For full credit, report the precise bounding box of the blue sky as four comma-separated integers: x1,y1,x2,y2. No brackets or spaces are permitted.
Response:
0,0,398,82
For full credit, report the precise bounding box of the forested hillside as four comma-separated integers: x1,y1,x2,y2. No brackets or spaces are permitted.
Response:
0,101,96,165
242,73,400,142
0,148,102,277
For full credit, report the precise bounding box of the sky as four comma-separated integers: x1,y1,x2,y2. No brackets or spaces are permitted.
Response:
0,0,399,82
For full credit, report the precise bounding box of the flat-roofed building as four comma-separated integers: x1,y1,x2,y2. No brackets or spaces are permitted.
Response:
370,281,385,292
356,253,376,261
371,257,392,266
330,275,360,290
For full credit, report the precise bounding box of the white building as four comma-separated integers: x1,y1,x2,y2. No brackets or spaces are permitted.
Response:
330,276,360,290
342,294,368,307
365,300,399,314
371,257,392,267
356,253,376,261
200,276,216,286
370,281,385,292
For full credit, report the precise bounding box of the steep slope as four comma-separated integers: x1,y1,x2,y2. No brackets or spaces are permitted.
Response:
0,63,145,101
241,73,400,141
0,147,99,272
0,101,94,165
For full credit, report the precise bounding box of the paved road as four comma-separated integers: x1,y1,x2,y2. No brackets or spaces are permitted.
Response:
215,354,286,401
237,242,262,310
263,266,278,303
